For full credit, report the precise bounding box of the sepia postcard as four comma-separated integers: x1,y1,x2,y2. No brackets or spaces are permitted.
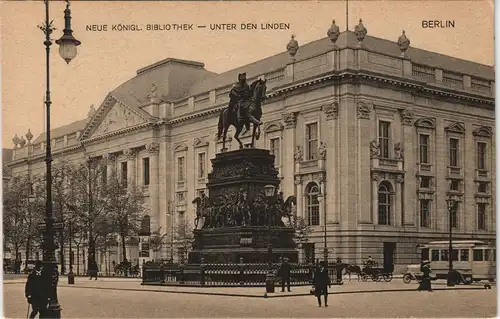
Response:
1,0,496,318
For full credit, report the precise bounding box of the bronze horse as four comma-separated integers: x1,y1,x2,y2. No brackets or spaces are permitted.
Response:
217,78,267,150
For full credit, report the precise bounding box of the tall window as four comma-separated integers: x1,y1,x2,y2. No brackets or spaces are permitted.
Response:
477,203,486,230
197,153,206,179
420,200,430,228
177,157,185,182
306,183,320,226
143,157,150,186
101,168,108,186
378,181,392,225
306,123,318,160
419,134,429,164
379,121,390,158
270,138,280,167
449,138,459,167
121,162,128,188
477,142,486,170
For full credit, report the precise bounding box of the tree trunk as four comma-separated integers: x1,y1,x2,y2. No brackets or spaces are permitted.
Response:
25,238,31,269
121,233,127,262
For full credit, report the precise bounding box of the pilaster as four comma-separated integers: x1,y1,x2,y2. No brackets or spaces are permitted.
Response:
146,142,160,233
124,148,136,190
400,108,416,226
282,111,298,197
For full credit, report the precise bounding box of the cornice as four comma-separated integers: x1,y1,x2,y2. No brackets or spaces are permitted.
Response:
80,122,155,145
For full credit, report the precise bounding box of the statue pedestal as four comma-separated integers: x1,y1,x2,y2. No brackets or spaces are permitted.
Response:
189,226,298,264
189,148,299,265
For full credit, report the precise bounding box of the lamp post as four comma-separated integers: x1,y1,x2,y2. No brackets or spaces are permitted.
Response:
38,0,80,317
264,184,276,294
445,195,457,287
317,192,328,262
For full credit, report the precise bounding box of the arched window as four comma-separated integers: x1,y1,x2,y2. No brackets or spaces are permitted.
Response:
378,181,393,225
140,215,151,235
306,182,320,226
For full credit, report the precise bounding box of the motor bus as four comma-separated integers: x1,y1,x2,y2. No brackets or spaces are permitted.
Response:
418,240,495,284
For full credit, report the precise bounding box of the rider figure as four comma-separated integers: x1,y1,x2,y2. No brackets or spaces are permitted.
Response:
229,73,262,126
365,256,375,267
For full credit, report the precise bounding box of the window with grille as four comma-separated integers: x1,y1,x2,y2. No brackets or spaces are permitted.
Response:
419,134,429,164
379,121,390,158
450,204,458,229
449,138,459,167
269,138,280,167
197,153,206,179
121,162,128,188
449,179,460,191
477,203,486,230
478,182,488,193
306,183,320,226
420,200,430,228
378,182,392,225
306,123,318,160
420,177,431,189
477,142,486,170
101,168,107,186
177,157,185,182
143,157,150,186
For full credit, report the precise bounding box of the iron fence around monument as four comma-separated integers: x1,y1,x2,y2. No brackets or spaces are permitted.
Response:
142,262,316,287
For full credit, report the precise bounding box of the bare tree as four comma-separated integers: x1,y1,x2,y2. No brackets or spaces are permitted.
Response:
3,175,44,265
149,227,168,261
105,172,148,263
174,216,194,264
292,216,313,262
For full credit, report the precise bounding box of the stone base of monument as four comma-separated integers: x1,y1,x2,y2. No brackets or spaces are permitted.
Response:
188,226,299,264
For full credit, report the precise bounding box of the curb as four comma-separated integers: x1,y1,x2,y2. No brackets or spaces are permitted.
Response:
56,284,490,298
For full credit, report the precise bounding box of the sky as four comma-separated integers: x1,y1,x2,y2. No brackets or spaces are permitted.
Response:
1,0,494,147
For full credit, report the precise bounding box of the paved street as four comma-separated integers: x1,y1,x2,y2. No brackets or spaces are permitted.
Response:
3,278,496,318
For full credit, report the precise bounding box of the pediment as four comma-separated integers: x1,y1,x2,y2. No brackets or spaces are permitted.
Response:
264,122,284,133
414,117,436,129
174,143,188,152
81,94,152,140
193,137,209,148
445,122,466,134
473,126,492,137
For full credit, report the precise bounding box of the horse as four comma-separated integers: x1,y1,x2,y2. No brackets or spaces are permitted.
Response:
217,78,267,150
343,264,362,281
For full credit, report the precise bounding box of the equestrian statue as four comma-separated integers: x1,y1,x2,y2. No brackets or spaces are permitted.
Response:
217,72,267,150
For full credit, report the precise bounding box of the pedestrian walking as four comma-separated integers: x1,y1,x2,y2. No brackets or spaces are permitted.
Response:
416,260,433,292
278,257,292,292
25,260,48,319
334,257,344,284
312,261,331,307
89,260,98,280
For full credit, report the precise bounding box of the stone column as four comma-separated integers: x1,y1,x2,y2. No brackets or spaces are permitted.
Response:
400,109,416,226
282,112,298,195
124,148,136,190
294,176,303,219
395,175,403,227
146,143,160,233
102,153,115,182
371,172,379,224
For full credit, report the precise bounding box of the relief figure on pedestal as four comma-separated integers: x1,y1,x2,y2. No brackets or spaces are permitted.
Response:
251,194,267,226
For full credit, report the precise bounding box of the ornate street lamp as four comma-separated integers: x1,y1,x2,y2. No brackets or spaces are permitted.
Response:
38,0,81,317
445,195,458,287
317,192,327,262
264,184,276,294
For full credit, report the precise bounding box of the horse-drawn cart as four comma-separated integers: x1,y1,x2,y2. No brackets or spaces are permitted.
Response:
360,262,393,282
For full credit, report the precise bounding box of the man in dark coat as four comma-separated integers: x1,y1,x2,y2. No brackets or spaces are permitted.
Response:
278,257,292,292
417,260,433,292
25,260,48,319
334,257,345,284
312,261,331,307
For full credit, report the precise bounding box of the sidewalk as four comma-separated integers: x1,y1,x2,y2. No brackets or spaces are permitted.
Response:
4,276,491,298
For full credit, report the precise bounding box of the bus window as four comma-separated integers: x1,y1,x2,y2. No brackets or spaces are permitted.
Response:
485,249,491,261
473,249,484,261
452,249,459,261
441,250,449,261
431,250,440,261
460,249,469,261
